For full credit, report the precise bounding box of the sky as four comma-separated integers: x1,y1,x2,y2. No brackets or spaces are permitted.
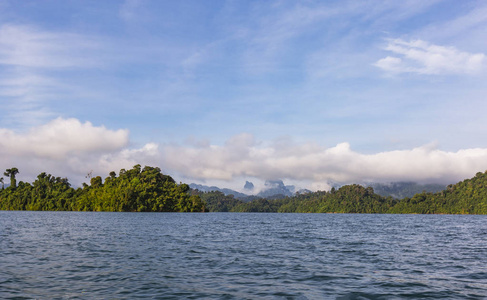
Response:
1,0,487,192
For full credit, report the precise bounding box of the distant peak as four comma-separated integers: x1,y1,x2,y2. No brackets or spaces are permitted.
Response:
244,181,254,191
264,180,284,188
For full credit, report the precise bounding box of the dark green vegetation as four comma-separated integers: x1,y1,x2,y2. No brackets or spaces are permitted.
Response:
0,165,205,212
192,171,487,214
368,182,445,199
192,185,396,213
388,171,487,214
3,166,487,214
3,167,19,189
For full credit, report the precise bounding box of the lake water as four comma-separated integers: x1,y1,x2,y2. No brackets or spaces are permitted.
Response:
1,212,487,299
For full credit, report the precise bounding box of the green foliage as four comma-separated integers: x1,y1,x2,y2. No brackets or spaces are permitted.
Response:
369,182,446,199
0,165,205,212
191,190,243,212
197,171,487,215
232,198,285,212
226,185,396,213
389,171,487,214
4,167,19,188
285,185,396,213
4,167,487,214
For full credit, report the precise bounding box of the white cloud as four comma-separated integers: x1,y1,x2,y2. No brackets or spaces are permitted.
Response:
374,56,403,73
0,118,148,185
2,121,487,190
96,143,161,175
0,118,129,159
375,39,485,75
160,134,487,188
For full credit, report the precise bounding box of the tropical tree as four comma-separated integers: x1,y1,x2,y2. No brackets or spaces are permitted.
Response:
7,169,16,188
4,168,19,188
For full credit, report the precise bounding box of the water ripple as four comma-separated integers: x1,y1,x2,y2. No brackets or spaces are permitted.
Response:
1,212,487,299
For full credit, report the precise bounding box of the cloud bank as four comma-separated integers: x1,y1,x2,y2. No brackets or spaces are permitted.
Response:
0,118,128,159
375,39,485,75
162,135,487,186
0,118,158,184
2,119,487,189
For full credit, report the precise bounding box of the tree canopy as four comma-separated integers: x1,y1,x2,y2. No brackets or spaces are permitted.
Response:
3,166,487,214
193,171,487,215
4,167,19,188
0,165,205,212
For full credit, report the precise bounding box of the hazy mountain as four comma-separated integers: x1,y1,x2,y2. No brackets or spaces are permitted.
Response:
191,180,445,201
190,179,298,200
256,180,294,199
189,183,249,200
244,181,254,191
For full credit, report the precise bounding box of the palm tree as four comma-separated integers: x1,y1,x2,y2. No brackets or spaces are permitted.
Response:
4,168,19,188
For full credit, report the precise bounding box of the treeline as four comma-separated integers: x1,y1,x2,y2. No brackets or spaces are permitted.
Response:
389,171,487,214
369,182,445,199
0,165,205,212
192,171,487,214
3,166,487,214
192,185,397,213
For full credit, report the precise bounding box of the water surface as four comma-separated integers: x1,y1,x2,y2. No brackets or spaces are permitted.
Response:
1,212,487,299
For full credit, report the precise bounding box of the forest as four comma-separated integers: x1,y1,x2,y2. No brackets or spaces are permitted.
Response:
2,166,487,214
0,165,205,212
193,171,487,214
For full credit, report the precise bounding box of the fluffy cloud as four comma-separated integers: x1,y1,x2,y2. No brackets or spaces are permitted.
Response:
2,120,487,189
0,118,158,185
0,118,129,159
375,39,485,75
161,134,487,188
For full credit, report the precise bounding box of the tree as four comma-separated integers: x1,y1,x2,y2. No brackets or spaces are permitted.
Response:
90,176,102,188
0,177,3,189
4,168,19,188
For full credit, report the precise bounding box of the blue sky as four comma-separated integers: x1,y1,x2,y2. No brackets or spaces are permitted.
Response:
1,0,487,191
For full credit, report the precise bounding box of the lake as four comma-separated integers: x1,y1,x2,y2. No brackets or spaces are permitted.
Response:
1,211,487,299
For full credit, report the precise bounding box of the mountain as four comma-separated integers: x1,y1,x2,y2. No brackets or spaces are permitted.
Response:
189,183,249,200
256,180,294,199
243,181,254,191
190,180,446,202
190,180,298,200
368,182,446,199
232,171,487,214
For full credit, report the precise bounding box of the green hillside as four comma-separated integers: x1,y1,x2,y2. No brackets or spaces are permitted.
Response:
201,171,487,214
0,165,205,212
3,166,487,214
389,171,487,214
